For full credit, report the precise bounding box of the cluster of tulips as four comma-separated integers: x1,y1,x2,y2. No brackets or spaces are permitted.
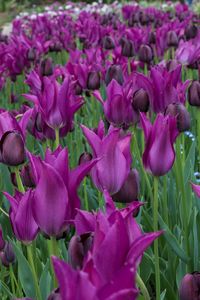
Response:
0,1,200,299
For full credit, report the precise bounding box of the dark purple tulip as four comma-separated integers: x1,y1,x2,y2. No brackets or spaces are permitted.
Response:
138,45,153,64
140,113,179,176
185,24,198,40
68,233,93,269
47,289,61,300
27,48,36,62
112,169,140,203
4,242,15,264
105,65,124,86
121,39,134,58
74,82,83,95
188,81,200,107
0,131,26,166
132,89,150,112
165,103,191,132
0,252,10,267
0,226,5,251
167,31,179,48
21,165,35,188
102,36,115,50
78,152,92,165
166,59,180,71
40,57,53,77
179,272,200,300
149,32,156,44
87,71,101,90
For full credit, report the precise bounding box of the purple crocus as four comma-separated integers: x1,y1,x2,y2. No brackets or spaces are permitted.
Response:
4,190,39,243
81,121,132,194
140,113,179,176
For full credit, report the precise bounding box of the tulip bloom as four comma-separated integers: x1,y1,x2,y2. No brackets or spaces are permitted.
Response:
24,76,84,131
4,190,39,243
28,147,98,235
81,121,132,194
140,113,179,176
191,183,200,198
93,80,139,128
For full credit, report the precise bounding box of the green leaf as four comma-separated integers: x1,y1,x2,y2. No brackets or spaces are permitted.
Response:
0,281,14,298
39,260,52,300
11,240,36,298
159,214,190,263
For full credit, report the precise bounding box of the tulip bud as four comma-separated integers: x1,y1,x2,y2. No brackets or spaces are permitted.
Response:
40,57,53,77
188,81,200,107
132,89,150,112
0,252,10,267
165,103,190,132
47,288,61,300
102,36,115,50
78,152,92,165
21,165,35,188
87,71,101,90
27,48,36,62
185,24,198,40
139,12,149,25
35,112,44,132
4,242,15,264
121,39,134,58
1,131,26,166
105,65,124,86
11,93,19,104
149,32,156,44
167,31,179,48
68,233,93,269
0,227,5,251
179,272,200,300
112,169,140,203
74,82,83,95
138,44,153,64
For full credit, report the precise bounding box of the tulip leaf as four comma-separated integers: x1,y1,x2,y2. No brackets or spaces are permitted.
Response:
11,240,36,298
184,138,196,184
39,260,52,300
0,281,14,298
158,215,190,263
160,289,166,300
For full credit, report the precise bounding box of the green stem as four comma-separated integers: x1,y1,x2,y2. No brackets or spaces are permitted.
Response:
27,244,42,300
128,58,131,75
9,264,15,295
48,237,59,288
163,176,169,226
14,167,25,193
176,137,191,271
54,128,60,149
136,273,150,300
153,176,160,300
197,109,200,171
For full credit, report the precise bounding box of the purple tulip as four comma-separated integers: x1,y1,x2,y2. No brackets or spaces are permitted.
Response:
135,65,190,113
24,76,84,131
4,190,39,243
179,272,200,300
93,80,139,128
29,147,98,226
140,113,179,176
191,183,200,198
81,121,132,194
